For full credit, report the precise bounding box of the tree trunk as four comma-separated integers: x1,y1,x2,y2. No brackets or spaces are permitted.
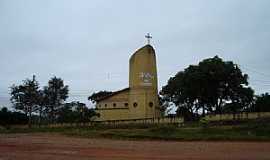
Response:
38,107,42,128
202,105,205,117
28,106,32,128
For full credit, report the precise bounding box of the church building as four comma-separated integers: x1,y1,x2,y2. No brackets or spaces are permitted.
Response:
95,42,160,121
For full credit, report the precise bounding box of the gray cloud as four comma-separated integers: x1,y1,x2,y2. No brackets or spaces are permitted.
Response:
1,0,270,107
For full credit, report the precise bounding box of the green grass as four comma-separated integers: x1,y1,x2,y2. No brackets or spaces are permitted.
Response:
1,119,270,141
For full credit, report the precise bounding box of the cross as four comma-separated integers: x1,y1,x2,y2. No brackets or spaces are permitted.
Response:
145,33,152,45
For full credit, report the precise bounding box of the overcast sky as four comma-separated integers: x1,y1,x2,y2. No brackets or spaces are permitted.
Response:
1,0,270,108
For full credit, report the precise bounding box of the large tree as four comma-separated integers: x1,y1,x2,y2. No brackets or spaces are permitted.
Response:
43,76,69,123
160,56,254,119
10,75,40,128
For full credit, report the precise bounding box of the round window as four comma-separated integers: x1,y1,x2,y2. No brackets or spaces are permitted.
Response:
149,102,153,107
133,102,138,107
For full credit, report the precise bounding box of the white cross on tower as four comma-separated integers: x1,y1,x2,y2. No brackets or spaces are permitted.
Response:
145,33,152,45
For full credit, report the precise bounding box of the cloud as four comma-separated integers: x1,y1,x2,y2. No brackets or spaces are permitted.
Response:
0,0,270,107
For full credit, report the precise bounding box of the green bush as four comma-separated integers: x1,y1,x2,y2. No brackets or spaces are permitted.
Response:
149,125,177,134
200,117,209,128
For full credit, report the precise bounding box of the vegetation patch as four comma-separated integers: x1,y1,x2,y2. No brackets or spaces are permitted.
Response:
1,118,270,142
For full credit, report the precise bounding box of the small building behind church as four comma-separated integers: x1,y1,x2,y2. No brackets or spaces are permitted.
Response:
95,44,160,121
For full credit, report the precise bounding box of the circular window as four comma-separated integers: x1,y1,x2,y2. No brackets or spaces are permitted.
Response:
133,102,138,107
113,103,116,107
149,102,153,107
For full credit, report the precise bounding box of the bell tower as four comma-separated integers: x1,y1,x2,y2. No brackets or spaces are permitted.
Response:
128,44,160,119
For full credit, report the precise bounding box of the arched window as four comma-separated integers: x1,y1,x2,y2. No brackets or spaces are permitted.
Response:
105,104,107,107
113,103,116,107
149,102,153,107
133,102,138,107
124,103,128,107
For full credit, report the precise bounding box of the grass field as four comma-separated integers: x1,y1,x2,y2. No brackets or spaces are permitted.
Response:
1,118,270,141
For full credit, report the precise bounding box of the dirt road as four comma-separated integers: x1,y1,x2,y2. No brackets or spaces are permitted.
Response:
0,133,270,160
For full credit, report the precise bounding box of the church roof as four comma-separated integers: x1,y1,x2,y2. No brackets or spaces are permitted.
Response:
129,44,155,61
135,44,154,53
96,87,129,102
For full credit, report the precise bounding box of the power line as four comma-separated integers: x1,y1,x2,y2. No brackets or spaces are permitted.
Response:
249,82,270,87
249,79,270,85
239,65,270,78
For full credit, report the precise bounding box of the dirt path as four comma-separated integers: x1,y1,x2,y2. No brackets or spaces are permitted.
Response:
0,133,270,160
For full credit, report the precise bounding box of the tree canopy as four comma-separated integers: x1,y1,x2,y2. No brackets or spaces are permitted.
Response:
88,91,112,103
251,93,270,112
57,101,100,124
10,75,41,128
160,56,254,120
7,75,100,127
0,107,27,128
43,76,69,123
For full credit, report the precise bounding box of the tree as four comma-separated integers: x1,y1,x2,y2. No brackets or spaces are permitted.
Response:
10,75,40,128
88,91,112,103
160,56,254,120
193,56,253,115
160,70,200,120
57,103,76,123
251,93,270,112
36,90,48,126
57,101,100,124
0,107,27,128
158,95,172,117
43,76,69,123
74,102,100,125
229,87,254,113
0,107,10,128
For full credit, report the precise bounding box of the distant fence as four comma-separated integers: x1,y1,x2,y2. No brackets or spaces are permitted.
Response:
94,117,183,125
45,117,183,128
205,112,270,121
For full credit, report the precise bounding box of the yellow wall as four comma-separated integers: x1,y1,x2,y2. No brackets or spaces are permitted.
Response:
96,90,129,121
96,90,129,110
97,108,130,121
129,45,158,91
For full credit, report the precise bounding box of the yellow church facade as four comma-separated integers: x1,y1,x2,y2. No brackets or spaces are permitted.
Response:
95,44,160,121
